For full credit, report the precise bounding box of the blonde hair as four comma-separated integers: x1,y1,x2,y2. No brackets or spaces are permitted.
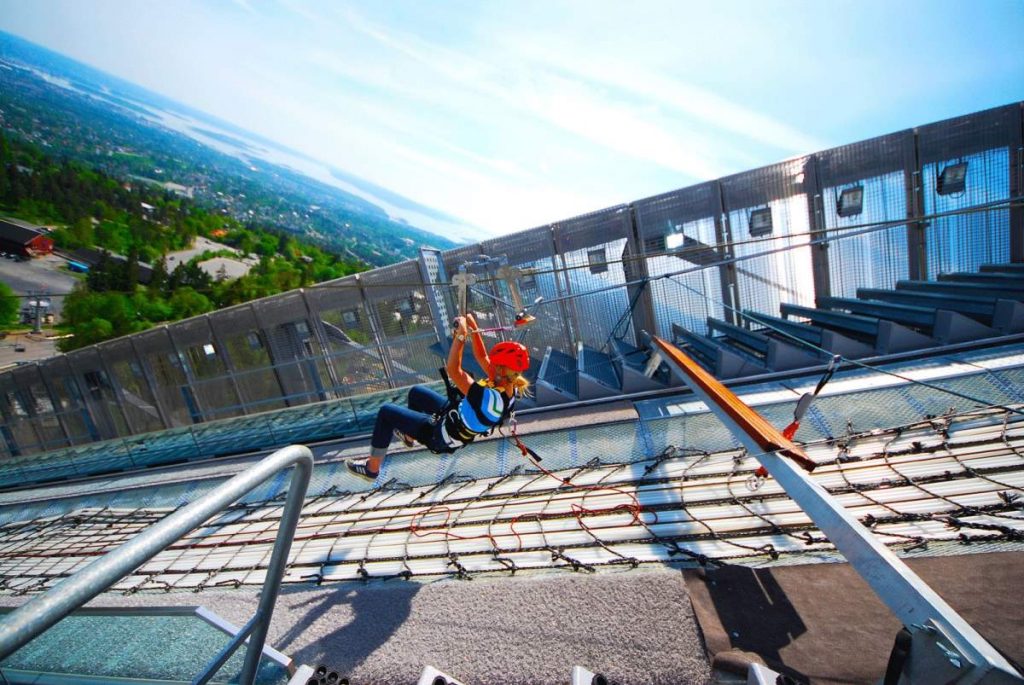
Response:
492,365,532,398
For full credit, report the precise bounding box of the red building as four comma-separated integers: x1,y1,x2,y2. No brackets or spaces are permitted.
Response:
0,218,54,257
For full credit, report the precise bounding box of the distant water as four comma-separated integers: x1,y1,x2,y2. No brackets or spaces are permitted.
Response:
2,46,482,243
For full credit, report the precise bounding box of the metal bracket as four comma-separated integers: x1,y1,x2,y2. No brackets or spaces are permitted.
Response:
496,264,525,314
451,271,477,316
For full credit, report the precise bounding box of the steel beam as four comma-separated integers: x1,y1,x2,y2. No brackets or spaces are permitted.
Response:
651,336,1022,685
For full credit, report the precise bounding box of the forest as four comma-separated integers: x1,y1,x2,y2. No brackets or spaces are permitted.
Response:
0,131,368,350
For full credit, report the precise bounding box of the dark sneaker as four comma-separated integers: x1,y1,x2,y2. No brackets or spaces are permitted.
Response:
394,430,415,448
346,458,379,482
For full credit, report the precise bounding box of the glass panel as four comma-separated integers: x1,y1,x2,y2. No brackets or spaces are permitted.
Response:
66,348,131,439
918,105,1016,278
305,277,390,398
210,305,285,412
635,184,725,336
254,293,324,407
723,161,816,318
133,329,194,427
556,207,636,348
0,609,288,685
100,341,166,434
360,261,437,387
170,318,243,420
922,149,1010,276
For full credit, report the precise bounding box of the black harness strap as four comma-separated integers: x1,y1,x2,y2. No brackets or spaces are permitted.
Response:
883,627,913,685
438,367,515,434
438,367,461,412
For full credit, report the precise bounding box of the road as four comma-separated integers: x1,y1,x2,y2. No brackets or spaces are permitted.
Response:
0,253,79,320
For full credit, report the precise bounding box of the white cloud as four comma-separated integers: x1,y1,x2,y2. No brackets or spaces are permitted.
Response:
333,8,805,184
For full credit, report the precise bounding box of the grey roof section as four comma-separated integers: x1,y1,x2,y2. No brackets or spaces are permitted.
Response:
0,217,44,244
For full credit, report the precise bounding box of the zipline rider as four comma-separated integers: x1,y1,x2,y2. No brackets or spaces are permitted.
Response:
347,313,531,481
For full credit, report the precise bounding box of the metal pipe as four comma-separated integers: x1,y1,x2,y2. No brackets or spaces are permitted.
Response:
0,443,313,685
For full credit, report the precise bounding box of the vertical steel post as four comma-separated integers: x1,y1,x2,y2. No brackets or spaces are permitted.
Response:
1010,103,1023,263
803,155,832,301
715,182,740,325
0,445,313,685
623,206,658,345
549,226,580,352
417,248,455,358
905,129,929,280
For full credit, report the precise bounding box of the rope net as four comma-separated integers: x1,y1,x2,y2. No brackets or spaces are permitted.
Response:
1,405,1021,594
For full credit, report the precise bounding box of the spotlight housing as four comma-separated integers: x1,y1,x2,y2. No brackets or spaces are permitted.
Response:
937,162,967,195
587,247,608,275
837,185,864,217
748,207,773,237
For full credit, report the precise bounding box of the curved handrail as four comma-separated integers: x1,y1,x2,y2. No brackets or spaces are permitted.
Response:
0,444,314,685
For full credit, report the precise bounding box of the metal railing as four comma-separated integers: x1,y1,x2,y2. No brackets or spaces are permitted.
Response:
0,444,314,685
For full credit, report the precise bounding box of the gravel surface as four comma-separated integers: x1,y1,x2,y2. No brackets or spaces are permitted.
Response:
1,569,712,685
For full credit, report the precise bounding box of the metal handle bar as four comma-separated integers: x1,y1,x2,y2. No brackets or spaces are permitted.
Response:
0,444,314,685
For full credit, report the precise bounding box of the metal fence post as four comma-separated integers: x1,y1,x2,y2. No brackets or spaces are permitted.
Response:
905,129,929,280
1010,103,1023,263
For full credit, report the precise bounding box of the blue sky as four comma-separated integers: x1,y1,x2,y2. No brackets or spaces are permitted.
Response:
0,0,1021,237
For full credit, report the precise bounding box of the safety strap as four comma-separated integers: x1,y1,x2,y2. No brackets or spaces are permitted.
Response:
782,355,840,440
509,418,542,467
883,627,913,685
748,355,840,490
438,367,462,407
438,368,517,445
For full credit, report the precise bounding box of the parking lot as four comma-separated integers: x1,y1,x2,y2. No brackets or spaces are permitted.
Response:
0,253,77,369
0,253,79,321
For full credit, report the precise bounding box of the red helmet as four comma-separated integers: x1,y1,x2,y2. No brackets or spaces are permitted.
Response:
489,341,530,372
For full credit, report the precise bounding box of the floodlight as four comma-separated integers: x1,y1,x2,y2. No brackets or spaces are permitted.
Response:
748,207,773,237
937,161,967,195
587,247,608,274
837,185,864,217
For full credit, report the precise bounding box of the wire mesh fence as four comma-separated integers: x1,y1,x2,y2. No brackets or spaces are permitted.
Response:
0,103,1021,468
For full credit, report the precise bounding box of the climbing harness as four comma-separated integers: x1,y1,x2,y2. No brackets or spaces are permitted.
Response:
433,367,517,454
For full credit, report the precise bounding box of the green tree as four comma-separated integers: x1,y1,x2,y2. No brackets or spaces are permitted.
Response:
168,287,212,319
0,282,19,328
